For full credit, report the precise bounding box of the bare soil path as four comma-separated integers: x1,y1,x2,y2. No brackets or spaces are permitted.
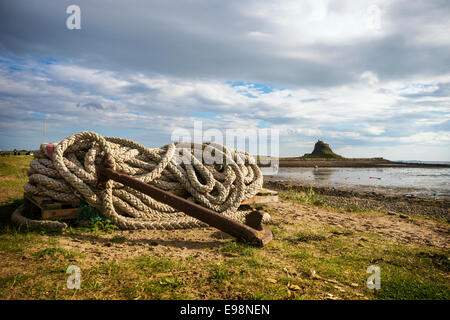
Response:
55,200,449,266
266,201,450,250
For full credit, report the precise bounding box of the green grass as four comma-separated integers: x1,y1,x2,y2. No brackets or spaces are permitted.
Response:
0,227,44,253
342,204,370,212
290,230,327,243
33,247,81,260
132,256,176,273
83,219,118,233
109,235,126,244
279,187,373,213
376,274,449,300
0,156,32,199
220,240,255,257
209,263,233,281
0,155,32,176
301,149,343,159
280,187,327,206
0,156,33,224
0,224,448,299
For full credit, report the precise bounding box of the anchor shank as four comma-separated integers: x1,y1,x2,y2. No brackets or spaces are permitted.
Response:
98,165,272,246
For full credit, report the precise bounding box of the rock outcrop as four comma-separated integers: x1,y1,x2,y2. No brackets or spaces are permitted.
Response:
301,140,343,159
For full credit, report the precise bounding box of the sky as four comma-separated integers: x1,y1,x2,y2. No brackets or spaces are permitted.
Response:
0,0,449,161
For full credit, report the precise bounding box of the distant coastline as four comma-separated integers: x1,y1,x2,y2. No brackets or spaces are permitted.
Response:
257,140,450,168
257,157,450,168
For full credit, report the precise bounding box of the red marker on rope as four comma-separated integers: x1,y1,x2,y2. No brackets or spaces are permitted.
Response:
45,143,56,160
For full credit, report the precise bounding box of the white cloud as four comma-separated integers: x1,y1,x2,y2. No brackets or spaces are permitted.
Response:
241,0,387,45
396,83,440,95
364,126,385,135
360,71,379,86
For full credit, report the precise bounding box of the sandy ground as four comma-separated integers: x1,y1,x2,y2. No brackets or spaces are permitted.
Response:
264,181,450,221
267,201,449,249
56,200,450,264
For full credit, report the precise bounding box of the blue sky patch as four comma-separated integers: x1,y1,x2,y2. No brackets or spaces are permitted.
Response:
227,81,279,98
28,112,47,119
257,120,270,128
8,65,25,72
191,112,222,119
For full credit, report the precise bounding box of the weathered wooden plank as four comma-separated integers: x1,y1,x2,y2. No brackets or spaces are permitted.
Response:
241,188,279,205
41,208,79,220
24,192,79,220
255,188,279,196
24,192,79,209
241,195,279,205
24,192,47,209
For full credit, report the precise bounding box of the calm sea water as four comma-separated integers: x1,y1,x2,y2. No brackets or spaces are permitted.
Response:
262,167,450,200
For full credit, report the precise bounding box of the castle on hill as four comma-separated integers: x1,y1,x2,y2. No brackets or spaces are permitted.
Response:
300,140,344,159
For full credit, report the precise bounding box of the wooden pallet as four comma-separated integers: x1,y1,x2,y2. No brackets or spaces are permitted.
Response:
241,188,279,205
23,192,79,220
23,187,277,221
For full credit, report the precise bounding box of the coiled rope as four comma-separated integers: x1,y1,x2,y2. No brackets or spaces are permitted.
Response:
13,131,263,230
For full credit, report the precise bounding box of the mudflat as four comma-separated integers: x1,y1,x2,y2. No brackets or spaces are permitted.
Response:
259,158,450,168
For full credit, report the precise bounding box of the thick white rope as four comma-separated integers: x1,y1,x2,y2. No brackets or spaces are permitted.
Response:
14,131,263,230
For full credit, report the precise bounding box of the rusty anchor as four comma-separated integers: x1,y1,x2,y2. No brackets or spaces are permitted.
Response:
97,155,273,246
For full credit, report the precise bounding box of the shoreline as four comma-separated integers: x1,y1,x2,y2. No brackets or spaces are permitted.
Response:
263,180,450,222
258,158,450,168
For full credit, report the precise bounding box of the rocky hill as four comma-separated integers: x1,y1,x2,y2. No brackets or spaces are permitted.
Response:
301,140,344,159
